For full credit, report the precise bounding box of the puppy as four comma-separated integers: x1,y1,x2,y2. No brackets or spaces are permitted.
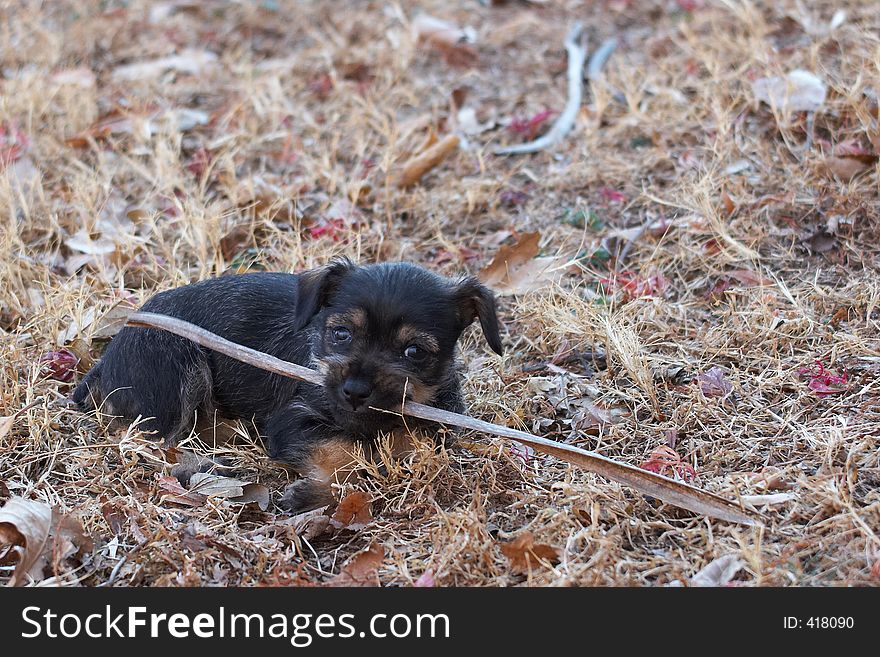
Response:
72,260,503,513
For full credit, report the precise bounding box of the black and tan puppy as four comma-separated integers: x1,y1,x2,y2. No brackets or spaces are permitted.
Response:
72,260,502,512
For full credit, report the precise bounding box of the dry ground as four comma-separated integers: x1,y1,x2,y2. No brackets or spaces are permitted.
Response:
1,0,879,586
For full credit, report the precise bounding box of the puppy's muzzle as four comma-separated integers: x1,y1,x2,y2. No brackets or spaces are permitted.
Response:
342,376,373,410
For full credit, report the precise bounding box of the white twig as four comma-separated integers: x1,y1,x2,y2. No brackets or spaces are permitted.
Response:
494,23,589,155
587,38,617,80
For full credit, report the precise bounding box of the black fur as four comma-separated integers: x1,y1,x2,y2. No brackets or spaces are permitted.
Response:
72,261,503,512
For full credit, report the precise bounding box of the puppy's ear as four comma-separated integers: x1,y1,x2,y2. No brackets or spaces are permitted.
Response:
296,258,355,324
453,277,503,355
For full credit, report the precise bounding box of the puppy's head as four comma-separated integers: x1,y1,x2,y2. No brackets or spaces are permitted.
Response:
301,261,502,433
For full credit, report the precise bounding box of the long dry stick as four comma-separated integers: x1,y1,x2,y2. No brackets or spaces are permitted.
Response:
126,312,761,525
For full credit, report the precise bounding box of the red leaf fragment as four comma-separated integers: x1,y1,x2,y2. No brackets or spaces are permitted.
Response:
599,187,627,204
797,360,848,396
40,349,79,383
508,109,556,141
306,217,348,241
696,366,733,398
0,122,29,170
639,445,696,483
600,271,669,300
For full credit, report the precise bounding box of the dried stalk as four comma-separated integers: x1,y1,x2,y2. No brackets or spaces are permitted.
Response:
395,134,460,187
126,311,762,525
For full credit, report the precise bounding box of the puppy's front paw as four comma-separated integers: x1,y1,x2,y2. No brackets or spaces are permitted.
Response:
278,479,336,515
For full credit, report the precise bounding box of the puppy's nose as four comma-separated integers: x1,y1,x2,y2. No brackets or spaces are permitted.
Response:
342,377,372,409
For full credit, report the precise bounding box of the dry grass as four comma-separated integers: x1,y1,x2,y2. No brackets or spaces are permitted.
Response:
1,0,879,586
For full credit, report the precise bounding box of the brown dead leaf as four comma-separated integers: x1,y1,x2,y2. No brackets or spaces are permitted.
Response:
330,491,372,530
0,497,51,585
189,472,246,497
101,500,127,534
822,156,871,181
230,483,270,511
500,531,559,573
0,497,92,586
478,232,560,295
288,508,331,541
156,474,207,507
728,269,772,287
328,542,384,586
394,134,459,187
807,231,837,254
220,223,254,261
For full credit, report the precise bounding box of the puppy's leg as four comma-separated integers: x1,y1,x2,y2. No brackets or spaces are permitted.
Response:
277,438,361,513
266,404,360,513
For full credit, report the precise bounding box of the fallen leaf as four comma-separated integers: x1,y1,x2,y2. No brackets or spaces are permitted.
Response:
507,109,556,141
478,232,560,295
752,69,826,117
330,492,372,530
65,110,152,147
798,360,847,396
189,473,247,498
456,107,495,135
728,269,772,287
500,532,559,573
668,554,745,587
696,366,733,398
412,14,478,67
40,349,80,383
112,49,217,81
806,231,837,254
639,445,696,483
288,508,331,541
92,302,136,340
230,483,270,511
600,271,669,300
66,108,208,147
328,542,384,586
0,497,51,585
414,570,435,587
0,497,92,586
219,224,254,261
412,14,476,46
156,474,207,507
64,229,117,256
822,155,871,181
741,492,797,507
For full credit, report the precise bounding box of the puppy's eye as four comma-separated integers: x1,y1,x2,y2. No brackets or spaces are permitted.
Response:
332,327,352,343
403,345,428,362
